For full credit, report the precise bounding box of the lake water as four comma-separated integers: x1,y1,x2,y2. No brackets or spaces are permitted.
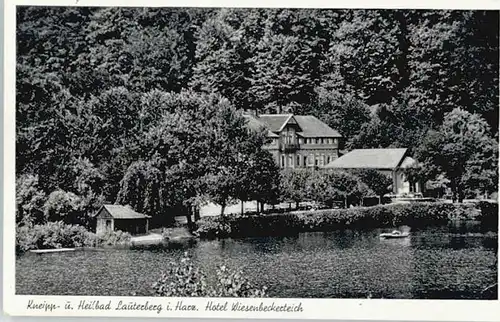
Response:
16,223,498,299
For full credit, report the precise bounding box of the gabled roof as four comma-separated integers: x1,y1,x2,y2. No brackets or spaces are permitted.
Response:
242,114,280,138
257,114,294,132
323,148,408,170
98,205,151,219
294,115,342,138
247,113,341,138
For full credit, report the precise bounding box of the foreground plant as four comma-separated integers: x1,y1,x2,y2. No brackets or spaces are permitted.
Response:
152,252,267,297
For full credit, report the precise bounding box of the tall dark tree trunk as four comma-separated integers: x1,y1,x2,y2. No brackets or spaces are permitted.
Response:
220,201,226,217
450,180,458,203
241,200,244,214
256,201,260,214
458,187,465,203
186,206,193,227
194,206,200,221
296,201,299,209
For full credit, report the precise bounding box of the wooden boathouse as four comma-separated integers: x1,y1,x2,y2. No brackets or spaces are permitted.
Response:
95,204,151,235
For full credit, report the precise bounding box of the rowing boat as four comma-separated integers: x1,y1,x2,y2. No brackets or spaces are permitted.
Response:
380,230,410,239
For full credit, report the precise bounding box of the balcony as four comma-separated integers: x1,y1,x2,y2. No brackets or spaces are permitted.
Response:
280,143,300,152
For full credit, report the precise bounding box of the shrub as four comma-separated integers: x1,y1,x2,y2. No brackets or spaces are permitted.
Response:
195,202,494,239
43,190,82,223
16,221,95,253
152,252,267,297
96,230,132,246
16,174,47,225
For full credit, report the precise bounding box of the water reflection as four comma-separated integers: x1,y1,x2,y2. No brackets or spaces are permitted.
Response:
16,223,497,299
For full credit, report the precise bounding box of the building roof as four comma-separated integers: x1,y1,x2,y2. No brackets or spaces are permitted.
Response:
98,205,151,219
245,113,341,138
323,148,409,170
294,115,342,138
257,114,294,132
242,114,280,137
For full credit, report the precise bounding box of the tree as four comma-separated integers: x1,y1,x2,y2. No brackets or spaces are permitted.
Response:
43,190,82,224
313,89,371,148
190,9,252,109
16,174,47,225
351,169,393,203
414,108,498,202
279,169,310,208
304,170,372,208
405,11,499,130
249,32,316,113
322,171,372,208
240,150,281,213
324,10,405,105
203,102,273,215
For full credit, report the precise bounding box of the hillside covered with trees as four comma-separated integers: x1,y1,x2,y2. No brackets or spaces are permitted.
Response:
16,7,499,227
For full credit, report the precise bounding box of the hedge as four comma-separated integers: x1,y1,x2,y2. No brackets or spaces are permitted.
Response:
195,202,498,239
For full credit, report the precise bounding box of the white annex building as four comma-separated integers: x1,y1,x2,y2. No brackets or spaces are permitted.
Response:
322,148,423,195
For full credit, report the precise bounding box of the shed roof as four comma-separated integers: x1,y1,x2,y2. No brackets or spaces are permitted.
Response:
98,205,151,219
323,148,408,170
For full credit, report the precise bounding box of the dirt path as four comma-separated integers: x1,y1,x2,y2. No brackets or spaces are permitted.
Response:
130,233,163,243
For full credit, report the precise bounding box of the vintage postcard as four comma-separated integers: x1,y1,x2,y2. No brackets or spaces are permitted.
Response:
3,0,500,320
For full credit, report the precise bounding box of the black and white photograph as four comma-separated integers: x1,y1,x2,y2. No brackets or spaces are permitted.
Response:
5,1,500,318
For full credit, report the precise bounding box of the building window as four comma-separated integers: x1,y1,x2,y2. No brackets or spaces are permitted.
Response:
289,155,293,167
308,154,314,165
328,138,333,144
281,155,285,168
327,156,331,164
297,155,300,167
303,156,307,166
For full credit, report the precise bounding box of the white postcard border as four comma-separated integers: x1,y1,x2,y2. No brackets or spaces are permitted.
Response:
3,0,500,320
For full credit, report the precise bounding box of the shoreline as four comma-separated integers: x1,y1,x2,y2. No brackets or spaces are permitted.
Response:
15,201,498,252
194,202,498,239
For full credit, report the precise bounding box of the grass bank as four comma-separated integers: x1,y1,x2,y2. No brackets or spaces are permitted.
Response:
195,202,498,239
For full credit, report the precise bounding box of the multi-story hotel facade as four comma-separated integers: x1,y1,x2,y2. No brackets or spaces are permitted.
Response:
243,113,342,169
